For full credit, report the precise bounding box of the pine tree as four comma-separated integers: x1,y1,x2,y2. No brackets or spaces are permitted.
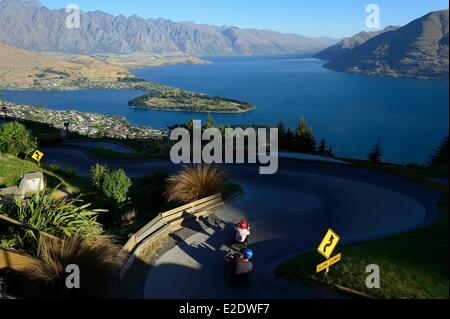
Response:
204,113,215,129
285,128,296,151
277,121,288,149
295,118,316,154
277,121,298,151
429,135,449,167
368,139,383,162
277,121,286,138
327,146,334,158
317,138,327,156
185,117,195,132
316,138,334,157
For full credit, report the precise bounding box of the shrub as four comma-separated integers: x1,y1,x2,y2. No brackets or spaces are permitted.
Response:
121,209,138,227
129,171,169,216
90,164,108,191
6,235,127,299
102,169,132,205
0,190,105,251
165,164,228,203
0,121,37,158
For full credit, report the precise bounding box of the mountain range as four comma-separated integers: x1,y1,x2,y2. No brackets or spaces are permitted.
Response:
0,0,337,56
0,1,448,80
322,10,449,80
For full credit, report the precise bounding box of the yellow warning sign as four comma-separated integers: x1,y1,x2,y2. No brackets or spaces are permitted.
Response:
317,228,340,259
32,150,44,162
316,253,342,273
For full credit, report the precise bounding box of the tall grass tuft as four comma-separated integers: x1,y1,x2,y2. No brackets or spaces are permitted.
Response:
165,164,228,203
7,236,127,299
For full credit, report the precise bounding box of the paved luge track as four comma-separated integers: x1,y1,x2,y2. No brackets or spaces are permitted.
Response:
43,146,441,298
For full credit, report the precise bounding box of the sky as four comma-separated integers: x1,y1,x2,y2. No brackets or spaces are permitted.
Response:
40,0,449,38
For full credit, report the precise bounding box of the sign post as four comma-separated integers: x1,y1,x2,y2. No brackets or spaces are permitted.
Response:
316,228,341,274
31,150,44,165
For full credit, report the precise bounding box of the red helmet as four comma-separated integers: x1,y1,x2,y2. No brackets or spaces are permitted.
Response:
239,220,249,229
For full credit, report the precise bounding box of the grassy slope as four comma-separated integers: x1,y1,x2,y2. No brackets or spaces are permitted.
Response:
275,165,449,299
0,154,90,248
0,154,86,193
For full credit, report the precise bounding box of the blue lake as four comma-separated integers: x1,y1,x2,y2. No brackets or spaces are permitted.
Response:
2,56,448,163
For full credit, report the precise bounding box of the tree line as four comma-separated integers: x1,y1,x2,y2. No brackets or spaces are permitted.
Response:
170,114,449,166
277,118,334,157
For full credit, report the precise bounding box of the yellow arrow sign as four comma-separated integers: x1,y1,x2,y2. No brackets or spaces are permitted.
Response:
317,228,340,259
316,253,342,273
32,150,44,162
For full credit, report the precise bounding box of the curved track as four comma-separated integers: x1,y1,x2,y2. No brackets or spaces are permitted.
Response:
42,146,440,299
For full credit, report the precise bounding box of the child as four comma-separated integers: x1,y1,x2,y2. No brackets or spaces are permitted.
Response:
235,219,251,243
235,249,254,275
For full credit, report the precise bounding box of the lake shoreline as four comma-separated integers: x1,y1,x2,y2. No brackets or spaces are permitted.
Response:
129,105,255,114
2,56,448,163
0,63,255,114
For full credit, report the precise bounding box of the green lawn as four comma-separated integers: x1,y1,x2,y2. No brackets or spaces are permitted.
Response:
342,159,449,194
0,155,41,187
276,176,449,299
0,154,87,193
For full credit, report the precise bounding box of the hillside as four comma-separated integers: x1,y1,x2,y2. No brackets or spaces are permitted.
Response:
0,0,337,56
314,26,399,60
323,10,449,80
0,43,129,88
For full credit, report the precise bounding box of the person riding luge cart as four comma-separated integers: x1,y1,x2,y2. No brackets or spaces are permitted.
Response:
224,219,254,286
224,248,254,286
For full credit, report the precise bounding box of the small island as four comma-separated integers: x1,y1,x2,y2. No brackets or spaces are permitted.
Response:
128,90,255,113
